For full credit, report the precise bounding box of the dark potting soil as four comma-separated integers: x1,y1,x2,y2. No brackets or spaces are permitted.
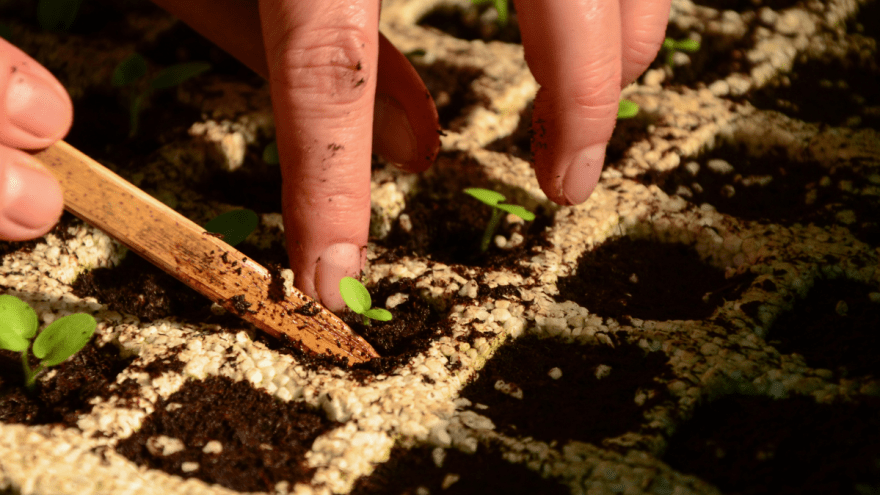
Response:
115,375,338,493
417,1,522,44
0,340,133,426
377,156,554,274
556,236,755,323
663,393,880,495
762,277,880,379
639,142,880,246
349,444,569,495
460,332,677,454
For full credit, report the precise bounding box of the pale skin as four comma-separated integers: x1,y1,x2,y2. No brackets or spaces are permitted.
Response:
0,0,671,312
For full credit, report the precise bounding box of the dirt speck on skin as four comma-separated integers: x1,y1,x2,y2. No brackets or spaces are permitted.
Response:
115,375,337,493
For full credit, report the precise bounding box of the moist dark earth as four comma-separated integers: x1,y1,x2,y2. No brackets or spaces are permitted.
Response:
2,0,880,493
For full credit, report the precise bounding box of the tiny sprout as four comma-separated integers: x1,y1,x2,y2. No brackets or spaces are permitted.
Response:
0,295,96,390
203,209,259,247
339,277,392,326
464,187,535,253
617,99,640,119
471,0,510,26
263,140,280,165
661,37,701,69
111,53,211,137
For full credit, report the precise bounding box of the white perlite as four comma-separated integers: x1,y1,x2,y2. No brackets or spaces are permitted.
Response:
2,0,878,493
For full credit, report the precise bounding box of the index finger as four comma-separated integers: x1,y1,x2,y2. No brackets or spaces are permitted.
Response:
515,0,622,205
259,0,379,311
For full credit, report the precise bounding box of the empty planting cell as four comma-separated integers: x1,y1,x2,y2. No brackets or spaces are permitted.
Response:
459,333,676,451
759,277,880,379
556,236,753,322
116,375,337,492
663,393,880,494
350,445,568,495
646,144,880,245
751,2,880,130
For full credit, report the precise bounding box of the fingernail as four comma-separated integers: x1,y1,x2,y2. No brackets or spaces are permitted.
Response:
2,157,63,230
314,243,363,312
373,95,417,166
563,145,606,205
5,68,70,140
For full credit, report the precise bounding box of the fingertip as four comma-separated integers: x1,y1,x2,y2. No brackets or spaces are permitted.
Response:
0,149,63,241
314,242,364,313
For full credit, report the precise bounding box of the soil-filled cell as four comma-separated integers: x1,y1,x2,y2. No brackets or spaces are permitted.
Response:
556,236,753,322
116,375,338,493
418,2,521,44
663,393,880,494
350,444,569,495
762,277,880,379
459,333,675,452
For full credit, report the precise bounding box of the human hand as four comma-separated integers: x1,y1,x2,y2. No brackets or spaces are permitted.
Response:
152,0,440,312
0,38,72,241
515,0,672,204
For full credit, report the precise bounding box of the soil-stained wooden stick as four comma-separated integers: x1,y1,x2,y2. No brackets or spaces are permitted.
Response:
32,140,379,364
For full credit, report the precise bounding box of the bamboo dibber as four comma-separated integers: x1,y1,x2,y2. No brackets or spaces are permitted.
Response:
32,140,379,364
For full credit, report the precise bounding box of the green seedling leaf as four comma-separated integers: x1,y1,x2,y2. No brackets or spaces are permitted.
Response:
471,0,509,26
674,39,701,52
363,308,392,322
149,62,211,90
37,0,82,31
0,23,12,40
112,53,148,87
495,203,536,221
339,276,371,315
464,187,505,206
662,38,675,52
0,295,39,350
617,99,639,119
204,209,259,247
32,313,96,367
263,140,280,165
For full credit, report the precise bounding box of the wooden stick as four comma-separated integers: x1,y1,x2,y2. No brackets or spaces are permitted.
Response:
32,141,379,364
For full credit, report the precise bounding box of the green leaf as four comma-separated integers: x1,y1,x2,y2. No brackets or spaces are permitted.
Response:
32,313,96,367
363,308,392,322
662,38,675,52
495,203,535,221
0,324,29,352
112,53,148,87
262,140,279,165
204,209,259,247
674,39,701,52
339,277,371,315
617,99,639,119
0,295,39,342
149,62,211,90
37,0,82,31
0,23,12,41
464,188,505,206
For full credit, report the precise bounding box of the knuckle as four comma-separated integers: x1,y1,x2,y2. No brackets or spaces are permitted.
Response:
267,25,373,109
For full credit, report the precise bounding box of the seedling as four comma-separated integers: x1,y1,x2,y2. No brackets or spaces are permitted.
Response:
203,209,259,247
661,37,701,70
339,277,392,326
464,187,535,252
111,52,211,137
0,295,96,390
263,140,280,165
470,0,509,26
617,99,639,119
